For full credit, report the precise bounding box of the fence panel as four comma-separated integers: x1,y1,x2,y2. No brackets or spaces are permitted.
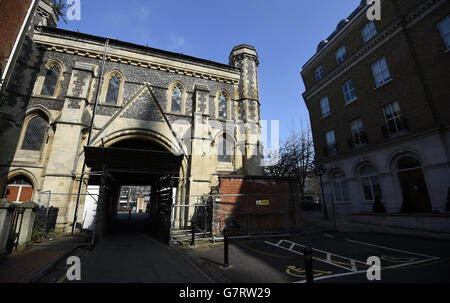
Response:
170,193,302,244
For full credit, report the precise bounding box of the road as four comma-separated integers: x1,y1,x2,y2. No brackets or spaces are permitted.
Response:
41,213,212,283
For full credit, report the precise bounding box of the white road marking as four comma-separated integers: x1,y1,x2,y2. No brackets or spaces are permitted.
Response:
324,234,334,238
288,238,441,283
345,238,440,259
265,240,366,272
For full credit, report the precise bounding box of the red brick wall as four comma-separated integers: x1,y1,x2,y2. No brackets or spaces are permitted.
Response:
214,176,301,235
0,0,33,72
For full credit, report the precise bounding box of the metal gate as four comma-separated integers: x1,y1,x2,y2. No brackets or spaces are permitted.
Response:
169,193,301,244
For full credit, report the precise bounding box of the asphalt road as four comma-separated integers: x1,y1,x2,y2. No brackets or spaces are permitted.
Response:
40,213,212,283
182,231,450,283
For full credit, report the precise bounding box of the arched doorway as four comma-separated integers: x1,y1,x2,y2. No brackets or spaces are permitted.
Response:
83,135,184,241
397,156,432,213
3,175,34,203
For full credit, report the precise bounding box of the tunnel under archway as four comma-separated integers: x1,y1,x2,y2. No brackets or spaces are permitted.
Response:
83,137,184,242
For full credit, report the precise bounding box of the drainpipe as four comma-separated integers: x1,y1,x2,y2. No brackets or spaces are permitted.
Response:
72,38,109,235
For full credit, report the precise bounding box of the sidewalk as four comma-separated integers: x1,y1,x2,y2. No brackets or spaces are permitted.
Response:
0,233,91,283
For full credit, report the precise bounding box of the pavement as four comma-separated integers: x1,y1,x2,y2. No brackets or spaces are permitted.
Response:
39,213,212,283
0,233,91,283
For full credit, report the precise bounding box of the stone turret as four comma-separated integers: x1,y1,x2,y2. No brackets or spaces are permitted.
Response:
229,45,263,175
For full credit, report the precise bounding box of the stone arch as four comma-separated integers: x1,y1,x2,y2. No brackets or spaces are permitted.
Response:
388,150,433,213
387,149,426,172
1,168,39,202
91,129,188,182
38,58,64,98
18,109,50,153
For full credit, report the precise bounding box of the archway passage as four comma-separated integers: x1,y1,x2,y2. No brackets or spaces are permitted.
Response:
83,138,183,241
398,156,432,213
4,175,34,203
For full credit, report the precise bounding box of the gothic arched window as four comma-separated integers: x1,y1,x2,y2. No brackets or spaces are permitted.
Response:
171,86,182,113
21,115,48,151
41,65,61,96
105,76,121,104
218,93,228,119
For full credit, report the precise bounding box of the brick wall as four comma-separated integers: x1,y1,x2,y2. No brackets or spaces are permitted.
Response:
0,0,33,72
213,175,301,236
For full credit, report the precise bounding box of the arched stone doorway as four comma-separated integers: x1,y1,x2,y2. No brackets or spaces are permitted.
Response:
397,156,432,213
3,175,34,203
83,134,185,241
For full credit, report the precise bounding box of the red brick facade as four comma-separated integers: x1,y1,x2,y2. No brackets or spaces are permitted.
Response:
213,175,301,235
0,0,33,74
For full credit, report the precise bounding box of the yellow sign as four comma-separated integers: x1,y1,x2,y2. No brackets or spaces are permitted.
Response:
256,200,269,206
285,265,332,278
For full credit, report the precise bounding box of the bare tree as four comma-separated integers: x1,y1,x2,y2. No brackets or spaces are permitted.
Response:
265,121,315,196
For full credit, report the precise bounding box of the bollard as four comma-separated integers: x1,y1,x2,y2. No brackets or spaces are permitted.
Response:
223,228,229,268
303,247,313,283
190,222,195,247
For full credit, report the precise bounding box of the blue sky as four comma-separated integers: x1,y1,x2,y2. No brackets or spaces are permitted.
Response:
58,0,361,143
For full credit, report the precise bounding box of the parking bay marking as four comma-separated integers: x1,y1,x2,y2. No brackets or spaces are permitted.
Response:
265,239,369,272
266,238,441,283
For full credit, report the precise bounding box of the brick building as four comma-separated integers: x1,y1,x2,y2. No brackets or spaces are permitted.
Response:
0,0,51,88
301,0,450,218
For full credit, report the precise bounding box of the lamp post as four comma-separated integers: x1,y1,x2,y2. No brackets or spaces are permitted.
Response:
313,160,328,220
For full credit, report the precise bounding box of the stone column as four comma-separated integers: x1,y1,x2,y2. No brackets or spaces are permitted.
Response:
16,201,38,251
41,62,97,233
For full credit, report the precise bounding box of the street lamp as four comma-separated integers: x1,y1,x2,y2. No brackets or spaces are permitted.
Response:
313,160,328,220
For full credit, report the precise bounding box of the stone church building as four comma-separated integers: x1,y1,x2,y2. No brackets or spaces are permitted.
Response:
0,0,264,233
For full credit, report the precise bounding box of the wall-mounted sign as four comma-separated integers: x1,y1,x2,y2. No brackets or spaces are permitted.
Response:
256,200,269,206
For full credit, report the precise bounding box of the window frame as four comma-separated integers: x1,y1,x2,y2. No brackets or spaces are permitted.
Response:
383,102,402,134
216,90,231,120
361,21,377,43
315,65,324,81
100,70,125,106
371,57,392,87
359,164,383,201
320,96,331,117
19,113,49,153
331,171,349,202
437,15,450,50
342,79,357,104
335,45,347,65
37,60,63,98
168,82,186,115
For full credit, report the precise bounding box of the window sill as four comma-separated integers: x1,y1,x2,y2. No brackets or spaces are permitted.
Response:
320,113,331,120
373,78,393,90
344,98,358,107
98,102,122,108
34,94,61,101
